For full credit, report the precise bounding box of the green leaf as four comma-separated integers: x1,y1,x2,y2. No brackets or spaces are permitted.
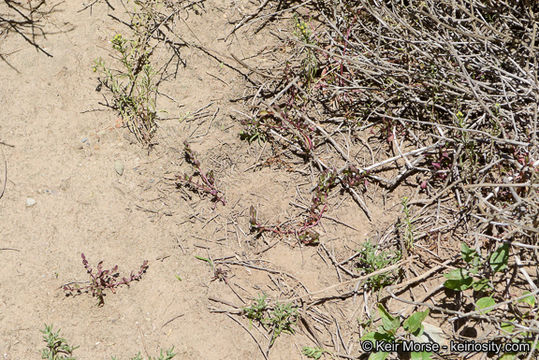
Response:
489,243,509,273
444,269,473,291
373,330,394,342
444,269,470,281
443,277,473,291
461,242,477,263
403,309,429,336
518,291,536,306
378,304,400,332
411,352,432,360
472,278,491,291
368,352,389,360
476,296,496,314
500,322,514,334
194,255,213,267
363,329,394,343
361,332,376,341
302,346,324,359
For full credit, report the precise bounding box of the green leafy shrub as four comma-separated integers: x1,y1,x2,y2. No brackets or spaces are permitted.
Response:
361,305,431,360
41,324,78,360
243,295,298,345
356,241,401,290
94,32,157,144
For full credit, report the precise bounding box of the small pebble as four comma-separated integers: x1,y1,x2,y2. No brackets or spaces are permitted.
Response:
81,137,88,143
26,198,37,207
114,160,125,176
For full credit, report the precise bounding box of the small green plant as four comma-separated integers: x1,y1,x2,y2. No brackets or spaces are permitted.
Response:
239,116,267,144
294,16,312,44
266,302,298,345
497,292,539,359
302,346,326,359
242,295,298,345
356,241,401,290
442,242,539,358
361,305,431,360
93,32,157,144
111,347,176,360
400,197,415,250
453,110,483,177
442,242,509,292
243,293,268,323
41,324,78,360
294,15,318,83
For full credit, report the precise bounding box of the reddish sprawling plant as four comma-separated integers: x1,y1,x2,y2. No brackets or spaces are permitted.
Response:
63,253,149,306
248,165,369,245
178,141,226,206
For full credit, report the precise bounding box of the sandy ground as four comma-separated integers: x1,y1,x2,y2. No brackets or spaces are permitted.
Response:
0,1,405,359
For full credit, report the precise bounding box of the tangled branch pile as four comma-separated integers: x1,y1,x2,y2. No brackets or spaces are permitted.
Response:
239,0,538,356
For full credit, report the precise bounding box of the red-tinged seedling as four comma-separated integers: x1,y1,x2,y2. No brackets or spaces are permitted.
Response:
249,203,322,245
249,166,368,244
370,117,406,144
248,174,331,245
184,141,201,167
211,267,229,284
178,141,226,206
421,148,454,187
63,253,149,306
341,165,368,189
